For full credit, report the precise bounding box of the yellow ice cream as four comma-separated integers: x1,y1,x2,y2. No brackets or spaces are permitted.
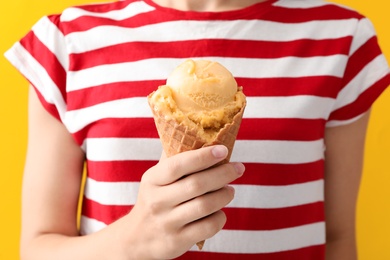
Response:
167,59,238,113
149,59,246,143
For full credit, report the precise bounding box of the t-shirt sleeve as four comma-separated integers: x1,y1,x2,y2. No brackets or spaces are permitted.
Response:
4,14,68,122
326,17,390,127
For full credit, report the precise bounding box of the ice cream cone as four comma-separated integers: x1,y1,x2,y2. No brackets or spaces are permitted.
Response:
147,59,246,250
148,98,246,250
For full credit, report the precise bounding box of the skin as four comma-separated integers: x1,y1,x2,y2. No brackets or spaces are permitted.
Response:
19,1,370,259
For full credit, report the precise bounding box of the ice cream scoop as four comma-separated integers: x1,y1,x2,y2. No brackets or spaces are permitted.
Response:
149,59,246,142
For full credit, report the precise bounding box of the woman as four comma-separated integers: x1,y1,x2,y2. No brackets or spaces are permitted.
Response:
6,0,390,259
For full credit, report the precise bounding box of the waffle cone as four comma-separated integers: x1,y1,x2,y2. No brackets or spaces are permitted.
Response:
148,99,245,250
149,101,246,165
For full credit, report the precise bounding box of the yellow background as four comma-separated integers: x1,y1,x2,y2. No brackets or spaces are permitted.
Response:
0,0,389,259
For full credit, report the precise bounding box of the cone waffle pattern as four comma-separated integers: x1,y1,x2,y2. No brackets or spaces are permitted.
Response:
149,102,245,165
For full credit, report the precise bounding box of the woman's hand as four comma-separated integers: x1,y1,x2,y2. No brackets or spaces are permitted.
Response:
121,145,245,259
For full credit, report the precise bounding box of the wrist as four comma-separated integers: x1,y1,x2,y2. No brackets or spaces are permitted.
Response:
108,212,151,260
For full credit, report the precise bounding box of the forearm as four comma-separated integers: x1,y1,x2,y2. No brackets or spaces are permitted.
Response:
21,221,131,260
23,234,104,260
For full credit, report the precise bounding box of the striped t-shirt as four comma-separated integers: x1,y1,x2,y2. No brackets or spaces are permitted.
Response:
6,0,390,258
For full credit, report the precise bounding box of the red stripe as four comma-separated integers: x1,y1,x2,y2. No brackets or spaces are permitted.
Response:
224,203,324,231
233,161,324,186
86,159,323,185
67,76,340,111
237,76,341,98
182,245,325,259
73,117,325,147
69,38,350,71
329,73,390,121
238,118,325,141
73,118,159,145
86,160,156,182
342,37,383,87
82,197,132,225
262,3,362,22
60,1,150,34
67,80,163,110
19,30,67,103
82,197,323,231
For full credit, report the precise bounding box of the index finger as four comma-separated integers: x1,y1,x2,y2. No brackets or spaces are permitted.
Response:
149,145,228,185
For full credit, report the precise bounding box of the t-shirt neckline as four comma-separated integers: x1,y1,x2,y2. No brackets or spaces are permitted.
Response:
142,0,278,19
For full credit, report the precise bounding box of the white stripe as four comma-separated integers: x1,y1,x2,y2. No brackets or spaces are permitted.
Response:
84,178,140,205
350,18,377,55
64,97,152,133
85,138,324,164
67,56,347,91
193,222,325,253
84,178,323,208
79,216,325,253
244,96,334,120
222,56,346,80
331,55,390,111
66,19,359,53
67,58,175,91
4,43,67,121
65,95,334,133
85,138,163,161
61,1,155,22
32,16,68,69
231,139,325,164
79,216,106,235
228,180,324,209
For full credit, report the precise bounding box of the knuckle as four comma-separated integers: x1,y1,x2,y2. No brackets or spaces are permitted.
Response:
194,149,207,165
165,157,181,177
184,177,203,195
194,199,213,216
145,198,164,216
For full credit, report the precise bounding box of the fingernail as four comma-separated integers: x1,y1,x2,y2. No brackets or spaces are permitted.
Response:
211,145,228,159
233,163,245,176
